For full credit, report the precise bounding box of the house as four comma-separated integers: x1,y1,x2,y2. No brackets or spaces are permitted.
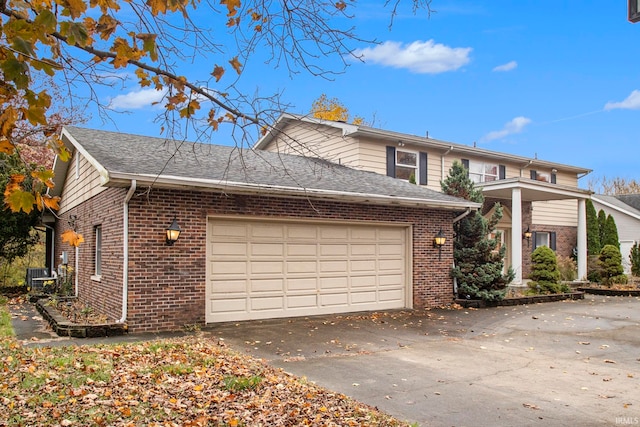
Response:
591,194,640,273
48,126,479,332
254,114,593,284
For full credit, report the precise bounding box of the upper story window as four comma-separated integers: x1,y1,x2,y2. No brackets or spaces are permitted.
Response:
386,146,428,185
468,160,499,183
530,170,557,184
395,149,418,181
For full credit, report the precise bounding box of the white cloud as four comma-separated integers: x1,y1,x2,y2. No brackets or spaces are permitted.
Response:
604,90,640,111
493,61,517,72
482,116,532,142
109,88,165,109
351,40,472,74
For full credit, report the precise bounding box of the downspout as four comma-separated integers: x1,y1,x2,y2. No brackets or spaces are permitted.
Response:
118,180,137,324
75,246,79,297
451,207,475,296
441,146,454,179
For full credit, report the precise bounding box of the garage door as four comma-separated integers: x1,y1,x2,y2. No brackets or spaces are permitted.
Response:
206,218,410,323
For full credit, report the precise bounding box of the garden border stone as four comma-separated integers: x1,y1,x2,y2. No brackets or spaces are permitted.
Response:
455,291,584,308
35,298,128,338
577,287,640,297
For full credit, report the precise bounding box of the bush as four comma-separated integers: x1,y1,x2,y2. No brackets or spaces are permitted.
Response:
557,255,577,281
598,244,627,287
528,246,569,294
630,242,640,277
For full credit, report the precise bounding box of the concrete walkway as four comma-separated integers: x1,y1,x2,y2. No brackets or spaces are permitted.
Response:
8,296,640,426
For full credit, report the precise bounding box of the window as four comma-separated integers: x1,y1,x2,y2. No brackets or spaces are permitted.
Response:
94,225,102,278
395,149,418,181
532,231,556,251
535,232,550,248
468,160,499,183
386,146,428,184
530,170,557,184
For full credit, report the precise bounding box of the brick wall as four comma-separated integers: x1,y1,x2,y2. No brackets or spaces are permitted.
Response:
57,187,458,332
484,197,577,278
54,187,127,323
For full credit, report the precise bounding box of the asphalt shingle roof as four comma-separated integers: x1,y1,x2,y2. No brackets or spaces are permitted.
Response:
63,126,475,209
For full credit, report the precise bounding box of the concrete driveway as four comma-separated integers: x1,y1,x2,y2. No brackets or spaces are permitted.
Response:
210,296,640,427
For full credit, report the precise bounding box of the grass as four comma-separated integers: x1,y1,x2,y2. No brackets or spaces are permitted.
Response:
0,298,413,426
0,296,13,338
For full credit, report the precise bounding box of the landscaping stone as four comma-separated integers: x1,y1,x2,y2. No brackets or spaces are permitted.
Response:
35,298,128,338
455,291,584,308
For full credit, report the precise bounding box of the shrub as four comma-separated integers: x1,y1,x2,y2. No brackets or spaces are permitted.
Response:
557,255,577,281
528,246,568,294
630,242,640,277
598,244,627,287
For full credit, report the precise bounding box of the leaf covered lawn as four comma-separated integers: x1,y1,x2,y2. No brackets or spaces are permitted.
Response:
0,336,411,426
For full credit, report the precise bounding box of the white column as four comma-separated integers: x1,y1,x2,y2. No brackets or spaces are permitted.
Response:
577,198,587,281
511,188,523,285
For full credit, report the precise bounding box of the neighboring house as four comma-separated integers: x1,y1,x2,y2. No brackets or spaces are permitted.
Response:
48,127,479,332
591,194,640,274
255,114,593,284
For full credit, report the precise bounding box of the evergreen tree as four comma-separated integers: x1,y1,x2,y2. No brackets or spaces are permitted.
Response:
598,245,627,286
602,214,620,249
630,242,640,277
442,161,514,301
585,199,601,255
597,209,607,247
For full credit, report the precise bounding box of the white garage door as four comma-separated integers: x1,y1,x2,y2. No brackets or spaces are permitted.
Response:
206,218,410,323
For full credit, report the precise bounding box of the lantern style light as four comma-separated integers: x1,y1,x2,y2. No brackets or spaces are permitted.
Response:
523,226,532,247
433,228,446,260
165,217,182,246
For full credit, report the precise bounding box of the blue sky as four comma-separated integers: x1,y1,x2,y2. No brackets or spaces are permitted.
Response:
86,1,640,188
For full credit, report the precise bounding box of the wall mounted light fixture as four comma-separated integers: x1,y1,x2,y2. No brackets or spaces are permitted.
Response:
523,226,532,247
433,228,446,260
165,217,182,246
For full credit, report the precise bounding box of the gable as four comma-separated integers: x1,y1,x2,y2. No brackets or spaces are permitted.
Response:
57,150,107,214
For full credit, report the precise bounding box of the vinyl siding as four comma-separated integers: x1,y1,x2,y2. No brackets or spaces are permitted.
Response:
591,201,640,243
58,151,106,214
532,199,578,226
261,121,360,167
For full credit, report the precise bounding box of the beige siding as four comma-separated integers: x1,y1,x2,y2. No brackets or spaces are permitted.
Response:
532,200,578,226
262,122,360,167
357,139,386,175
58,151,106,214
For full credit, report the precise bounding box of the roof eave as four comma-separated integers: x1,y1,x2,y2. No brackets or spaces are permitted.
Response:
108,172,481,211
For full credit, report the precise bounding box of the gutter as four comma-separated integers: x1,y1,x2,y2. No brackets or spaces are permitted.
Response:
107,172,482,212
118,180,137,324
453,207,473,223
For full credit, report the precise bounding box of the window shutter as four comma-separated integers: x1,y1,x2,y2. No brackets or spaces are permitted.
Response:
531,231,537,251
461,159,469,177
386,146,396,177
530,170,537,180
551,173,557,184
419,152,428,185
550,232,557,251
499,165,506,180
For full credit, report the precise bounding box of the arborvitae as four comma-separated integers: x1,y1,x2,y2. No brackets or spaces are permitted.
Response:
586,199,600,255
598,244,627,286
597,209,607,248
442,161,514,301
630,242,640,277
602,214,620,249
528,246,565,294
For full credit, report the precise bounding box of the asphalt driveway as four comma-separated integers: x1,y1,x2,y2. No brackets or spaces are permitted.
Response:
210,296,640,427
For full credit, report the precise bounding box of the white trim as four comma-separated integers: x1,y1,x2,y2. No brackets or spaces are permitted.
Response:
256,113,591,175
105,172,481,211
591,195,640,221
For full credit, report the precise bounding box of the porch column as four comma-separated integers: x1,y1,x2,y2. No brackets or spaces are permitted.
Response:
511,188,523,285
577,198,587,280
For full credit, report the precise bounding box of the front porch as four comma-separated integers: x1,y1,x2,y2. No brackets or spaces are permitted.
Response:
477,177,592,285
